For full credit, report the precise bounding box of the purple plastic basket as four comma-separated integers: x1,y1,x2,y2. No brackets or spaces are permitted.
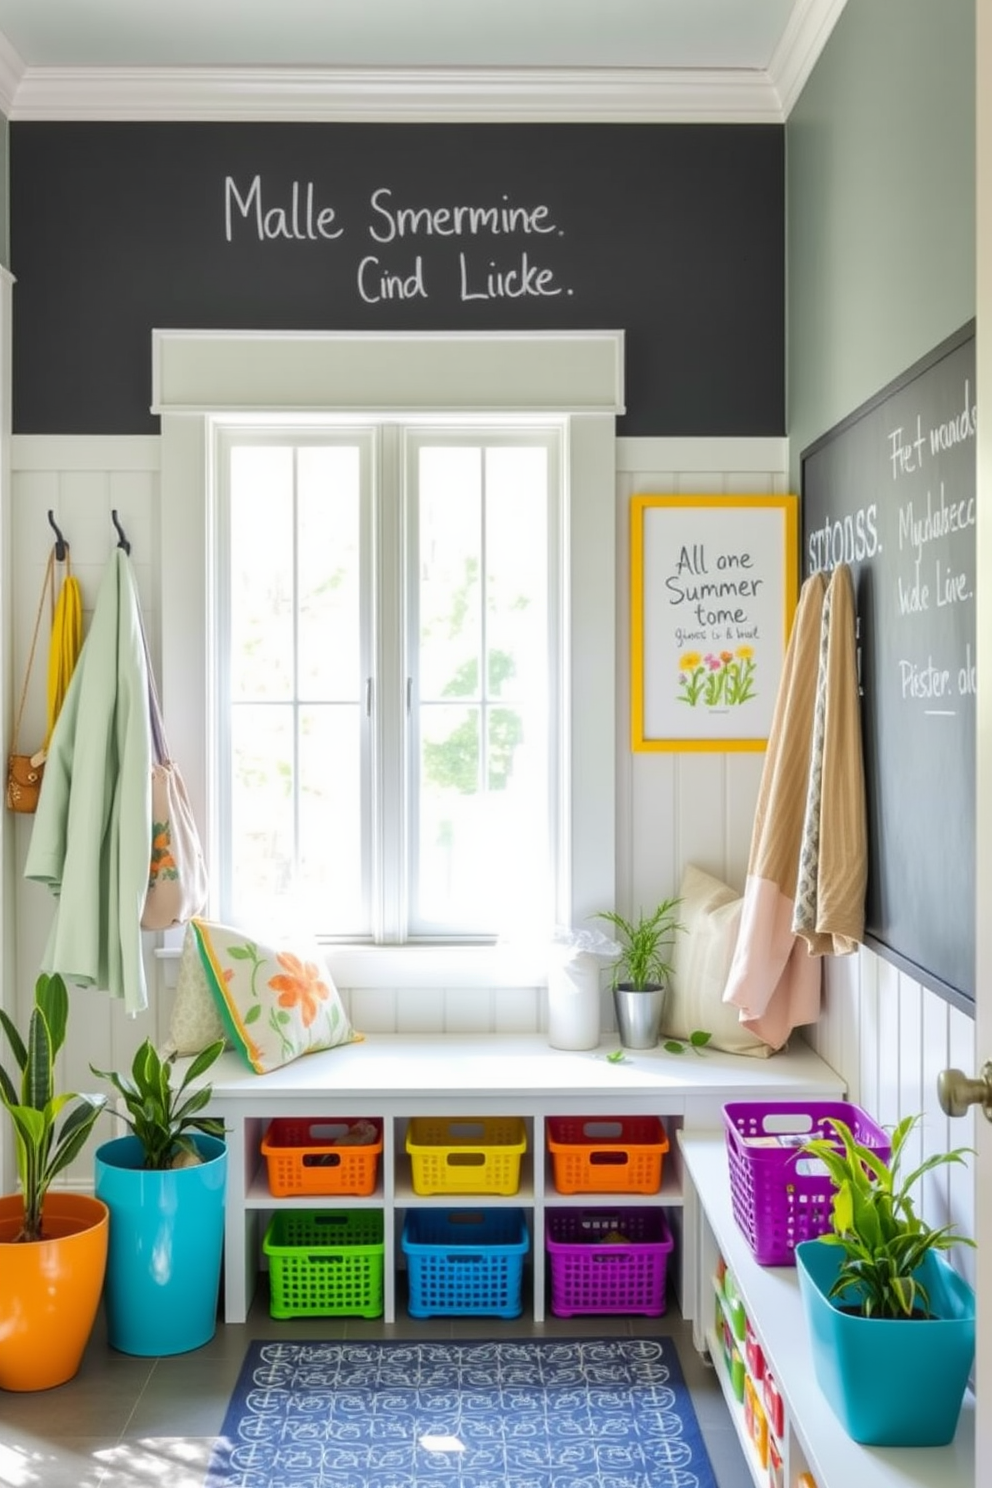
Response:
546,1207,673,1316
722,1101,891,1266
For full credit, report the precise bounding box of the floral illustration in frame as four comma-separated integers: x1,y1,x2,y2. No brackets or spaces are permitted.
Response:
630,493,799,751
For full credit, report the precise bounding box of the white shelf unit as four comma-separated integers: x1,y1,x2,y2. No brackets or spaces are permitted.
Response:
198,1033,845,1326
679,1133,976,1488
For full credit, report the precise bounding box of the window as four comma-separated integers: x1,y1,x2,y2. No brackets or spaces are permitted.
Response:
156,329,620,986
216,422,561,943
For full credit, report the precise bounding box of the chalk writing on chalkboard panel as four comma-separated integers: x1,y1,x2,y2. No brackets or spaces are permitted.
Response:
630,494,798,753
801,322,976,1014
8,121,784,437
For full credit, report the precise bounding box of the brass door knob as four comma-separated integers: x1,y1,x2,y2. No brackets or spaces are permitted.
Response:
937,1062,992,1121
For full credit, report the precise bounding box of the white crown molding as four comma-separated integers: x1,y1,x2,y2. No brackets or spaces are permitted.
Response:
771,0,848,117
0,0,846,123
0,27,24,116
7,64,785,123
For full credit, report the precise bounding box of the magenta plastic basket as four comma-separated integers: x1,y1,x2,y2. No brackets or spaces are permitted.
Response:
723,1101,891,1266
546,1207,673,1316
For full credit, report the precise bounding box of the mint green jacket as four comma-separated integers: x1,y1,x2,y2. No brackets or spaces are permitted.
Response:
25,549,153,1014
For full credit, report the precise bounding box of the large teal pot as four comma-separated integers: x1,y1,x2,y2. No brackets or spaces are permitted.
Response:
796,1237,975,1446
94,1133,227,1356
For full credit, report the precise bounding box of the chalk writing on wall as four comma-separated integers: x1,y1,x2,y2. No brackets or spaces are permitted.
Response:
9,121,785,435
224,178,571,305
802,322,976,1013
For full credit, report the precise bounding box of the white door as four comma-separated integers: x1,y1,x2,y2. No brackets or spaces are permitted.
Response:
974,7,991,1466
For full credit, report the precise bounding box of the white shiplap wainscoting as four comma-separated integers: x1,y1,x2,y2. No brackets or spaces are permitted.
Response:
812,948,977,1293
9,436,166,1152
6,433,978,1248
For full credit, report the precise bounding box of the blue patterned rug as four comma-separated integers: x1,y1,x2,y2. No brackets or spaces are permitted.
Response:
205,1336,718,1488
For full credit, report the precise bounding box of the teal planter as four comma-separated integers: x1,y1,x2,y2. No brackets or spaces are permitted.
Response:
95,1133,227,1356
796,1237,975,1446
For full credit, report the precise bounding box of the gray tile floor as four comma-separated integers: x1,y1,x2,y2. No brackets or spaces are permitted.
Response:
0,1275,754,1488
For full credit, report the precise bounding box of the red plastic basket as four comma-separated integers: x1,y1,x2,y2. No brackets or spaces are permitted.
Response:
723,1100,891,1265
546,1206,673,1316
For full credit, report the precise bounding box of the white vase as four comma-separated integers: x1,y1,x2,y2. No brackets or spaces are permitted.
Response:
547,951,602,1049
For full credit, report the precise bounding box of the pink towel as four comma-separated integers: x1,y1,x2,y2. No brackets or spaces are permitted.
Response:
722,572,825,1048
723,564,867,1049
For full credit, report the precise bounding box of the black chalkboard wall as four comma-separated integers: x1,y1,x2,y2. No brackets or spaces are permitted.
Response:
801,323,976,1014
8,122,784,436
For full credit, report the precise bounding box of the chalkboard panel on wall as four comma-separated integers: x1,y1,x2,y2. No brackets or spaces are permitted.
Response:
801,323,976,1014
8,121,784,437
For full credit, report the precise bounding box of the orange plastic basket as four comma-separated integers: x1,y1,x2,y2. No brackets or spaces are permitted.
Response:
546,1115,668,1194
405,1117,527,1195
261,1117,383,1197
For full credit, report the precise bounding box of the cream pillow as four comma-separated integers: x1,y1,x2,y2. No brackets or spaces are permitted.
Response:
165,921,229,1056
663,864,772,1058
191,918,359,1074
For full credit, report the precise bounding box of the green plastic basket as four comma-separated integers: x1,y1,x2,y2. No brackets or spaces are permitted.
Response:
263,1208,384,1318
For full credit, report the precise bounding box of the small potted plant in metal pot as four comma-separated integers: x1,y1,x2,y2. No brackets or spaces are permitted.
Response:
91,1037,228,1356
796,1112,975,1447
594,897,682,1049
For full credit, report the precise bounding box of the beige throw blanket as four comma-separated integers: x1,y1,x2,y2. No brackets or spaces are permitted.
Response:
792,563,867,954
723,563,867,1049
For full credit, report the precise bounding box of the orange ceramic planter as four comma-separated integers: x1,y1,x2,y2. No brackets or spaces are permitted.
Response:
0,1192,109,1391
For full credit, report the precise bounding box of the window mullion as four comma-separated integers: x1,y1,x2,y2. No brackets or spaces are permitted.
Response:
373,424,407,942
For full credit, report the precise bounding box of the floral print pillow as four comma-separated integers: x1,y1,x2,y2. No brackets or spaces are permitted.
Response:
190,919,358,1074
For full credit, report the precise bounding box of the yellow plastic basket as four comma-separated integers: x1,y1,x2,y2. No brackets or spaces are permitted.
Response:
405,1116,527,1195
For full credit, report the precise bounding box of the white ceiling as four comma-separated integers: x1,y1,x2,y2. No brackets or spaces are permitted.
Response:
0,0,803,70
0,0,847,121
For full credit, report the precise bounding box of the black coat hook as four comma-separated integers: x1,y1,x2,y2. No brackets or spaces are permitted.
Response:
47,510,67,562
111,510,131,554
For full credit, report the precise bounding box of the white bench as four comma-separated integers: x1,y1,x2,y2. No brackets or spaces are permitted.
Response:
199,1030,844,1325
680,1131,975,1488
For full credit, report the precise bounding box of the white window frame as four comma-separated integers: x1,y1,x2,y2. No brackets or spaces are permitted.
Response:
154,329,622,988
400,422,564,942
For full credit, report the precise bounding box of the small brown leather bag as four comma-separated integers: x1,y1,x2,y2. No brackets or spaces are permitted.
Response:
6,552,54,814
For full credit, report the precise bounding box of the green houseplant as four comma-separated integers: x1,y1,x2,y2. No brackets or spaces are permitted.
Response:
91,1036,226,1169
91,1037,229,1356
595,898,682,991
595,898,683,1049
0,973,110,1390
795,1113,976,1446
800,1113,974,1319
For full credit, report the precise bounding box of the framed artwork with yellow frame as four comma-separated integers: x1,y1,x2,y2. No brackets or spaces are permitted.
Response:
630,493,799,752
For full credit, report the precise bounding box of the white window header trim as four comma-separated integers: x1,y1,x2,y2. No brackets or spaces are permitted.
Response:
151,328,625,416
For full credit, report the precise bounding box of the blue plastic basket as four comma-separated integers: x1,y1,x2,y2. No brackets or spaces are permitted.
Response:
401,1208,529,1317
